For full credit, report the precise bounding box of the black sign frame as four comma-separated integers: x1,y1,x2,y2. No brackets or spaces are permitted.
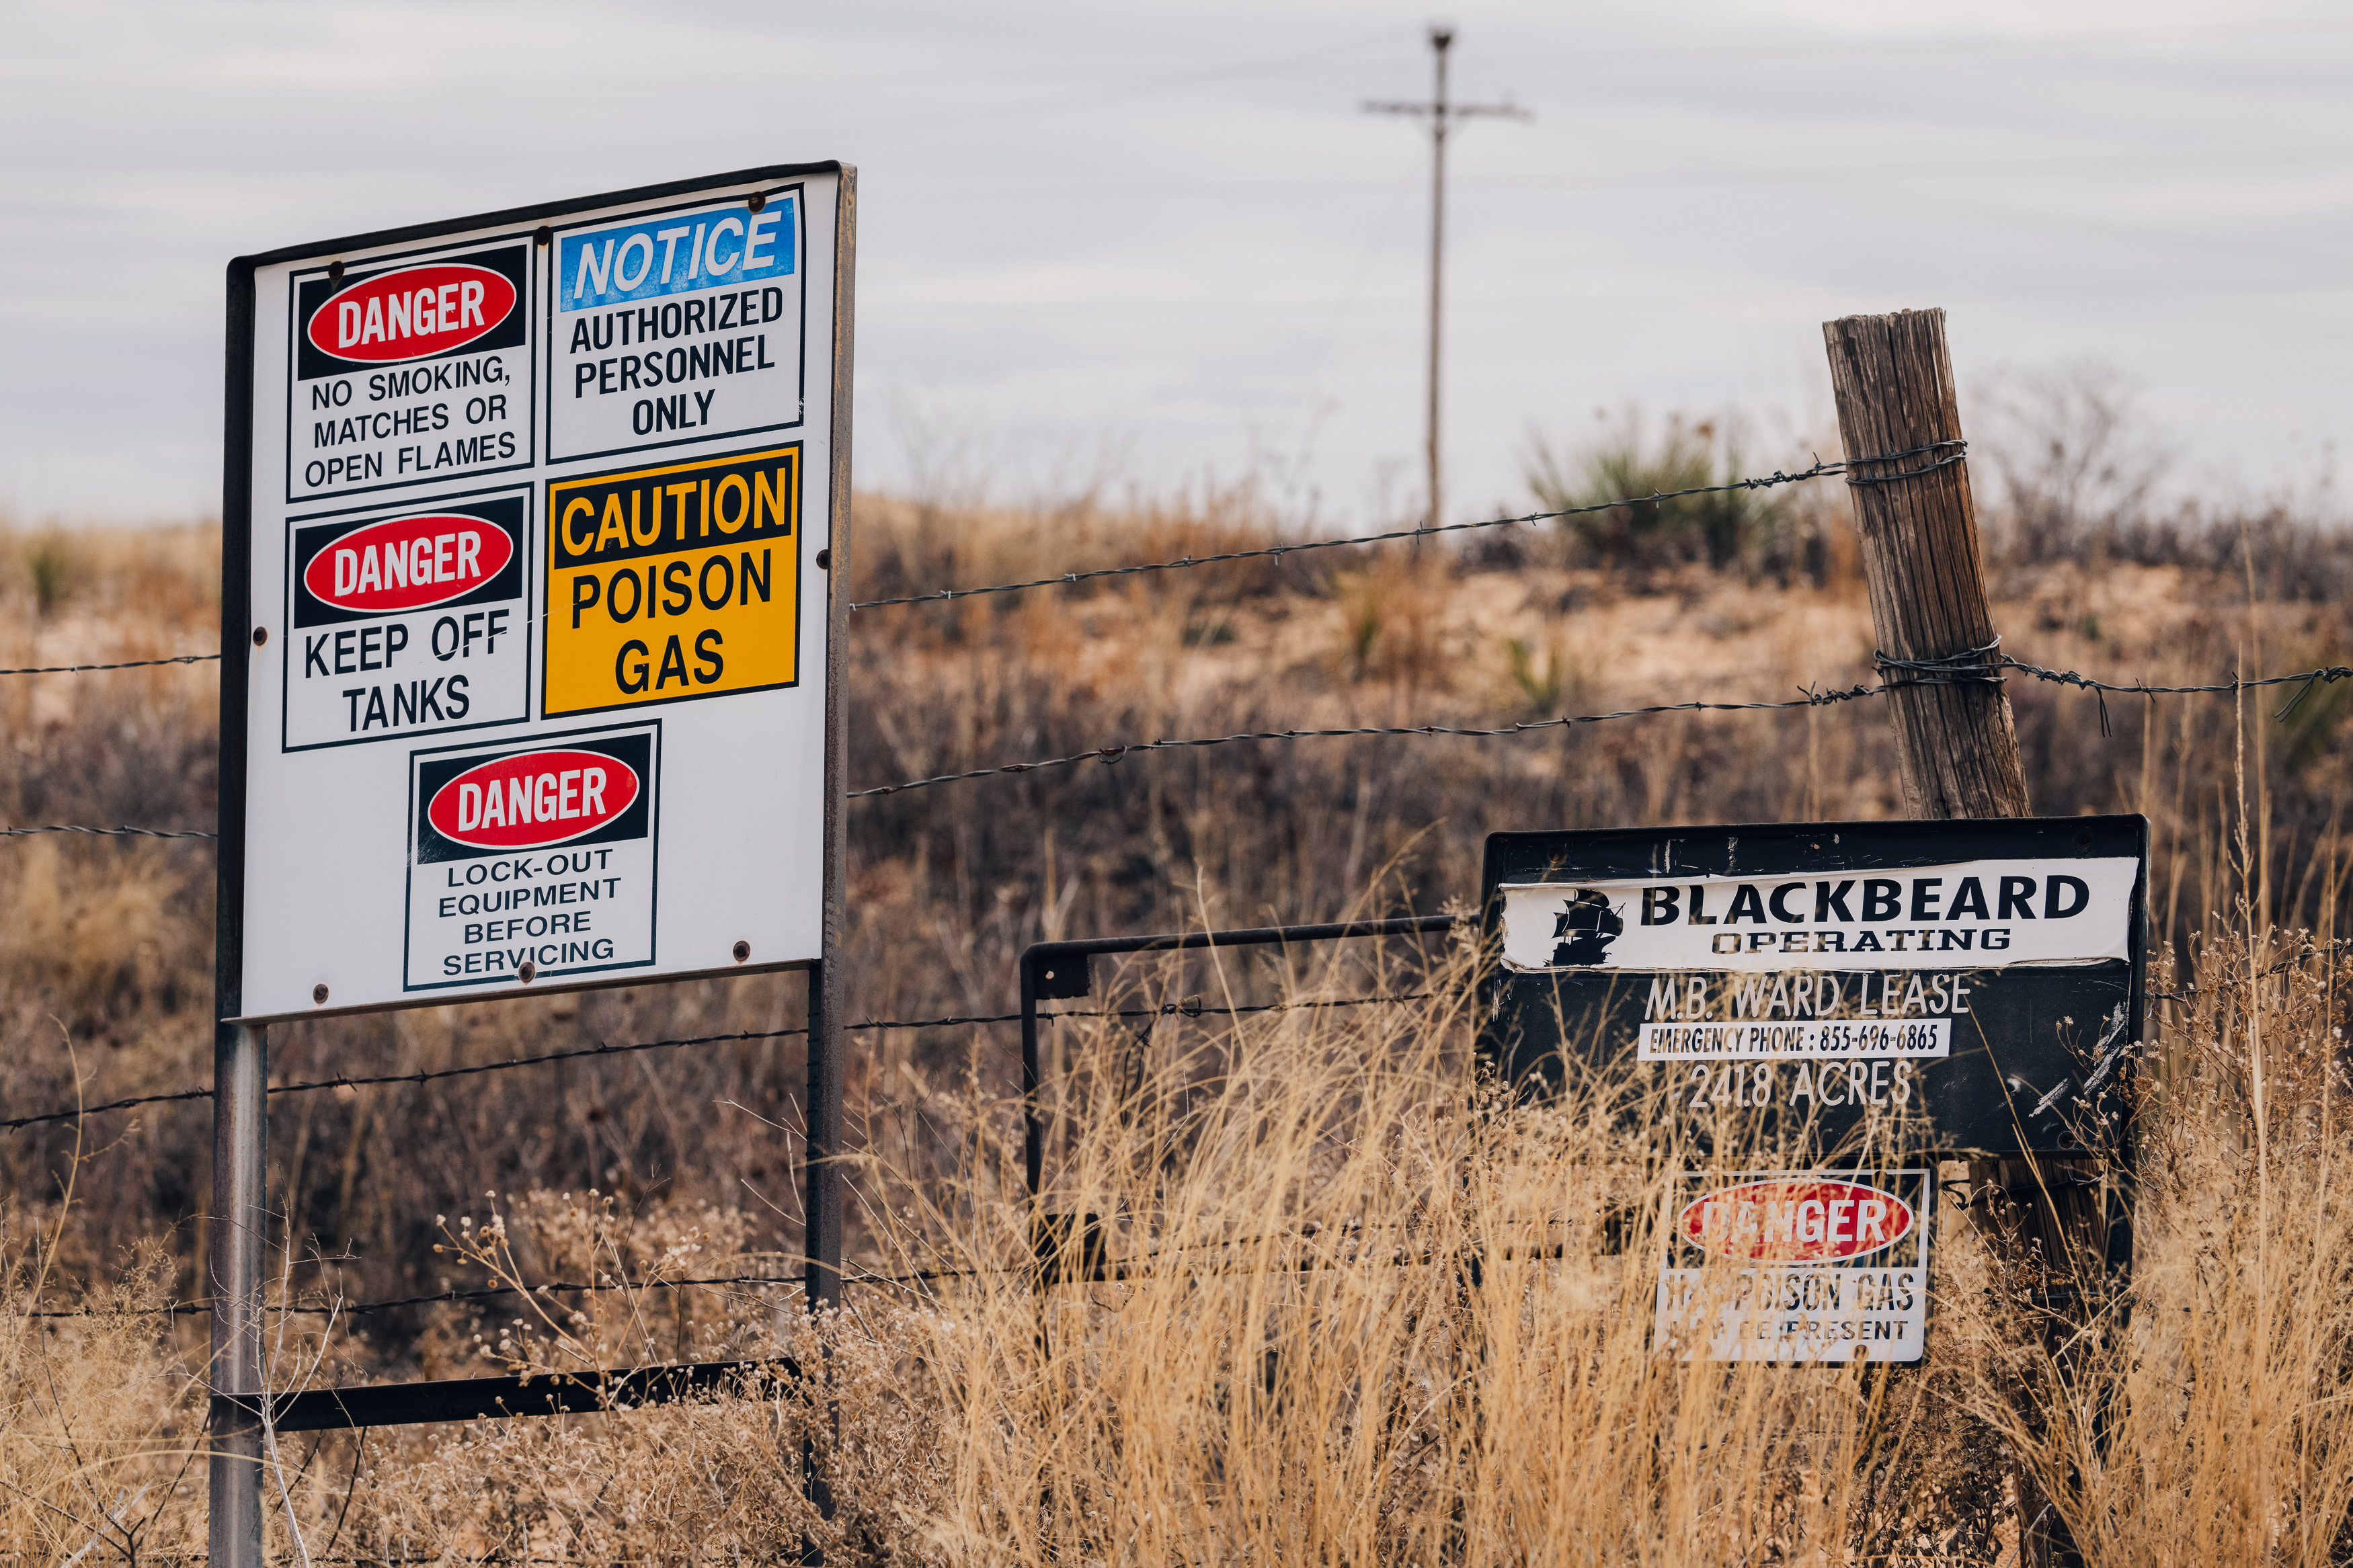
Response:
1477,814,2150,1159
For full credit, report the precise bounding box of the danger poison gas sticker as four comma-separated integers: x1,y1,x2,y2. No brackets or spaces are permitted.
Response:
289,241,534,502
403,726,659,992
283,491,532,751
1654,1169,1931,1363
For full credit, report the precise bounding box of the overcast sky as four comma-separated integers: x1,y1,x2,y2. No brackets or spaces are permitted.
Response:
4,0,2348,528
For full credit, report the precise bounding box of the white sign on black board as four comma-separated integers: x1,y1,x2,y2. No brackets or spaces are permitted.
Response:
1478,817,2149,1156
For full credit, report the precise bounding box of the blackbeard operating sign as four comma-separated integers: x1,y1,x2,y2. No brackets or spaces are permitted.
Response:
1478,816,2149,1155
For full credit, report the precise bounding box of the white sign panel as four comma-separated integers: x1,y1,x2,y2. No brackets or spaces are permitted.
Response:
1498,857,2138,974
547,194,805,462
287,238,535,503
229,165,848,1022
281,485,533,751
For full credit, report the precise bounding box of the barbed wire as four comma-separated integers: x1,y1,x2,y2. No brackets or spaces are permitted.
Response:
23,1229,1566,1319
2000,652,2353,712
843,446,1959,611
21,1272,817,1321
0,824,218,840
0,652,221,677
848,689,1882,798
13,650,2351,824
1871,637,2353,736
0,994,1429,1134
26,1198,1433,1319
17,993,1433,1319
0,450,1936,682
850,653,2353,798
0,1028,819,1133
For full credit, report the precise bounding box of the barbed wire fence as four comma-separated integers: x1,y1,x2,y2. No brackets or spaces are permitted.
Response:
8,441,2345,818
8,989,1432,1327
0,653,221,677
6,643,2342,827
4,440,2342,1358
0,992,1423,1137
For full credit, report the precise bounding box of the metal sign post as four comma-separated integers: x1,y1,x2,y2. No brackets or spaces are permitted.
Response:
214,164,854,1562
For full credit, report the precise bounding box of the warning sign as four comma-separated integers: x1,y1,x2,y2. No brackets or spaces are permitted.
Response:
547,191,803,461
288,239,534,502
1654,1169,1931,1362
282,489,532,750
1478,817,2148,1156
542,446,800,717
231,163,844,1022
403,725,659,991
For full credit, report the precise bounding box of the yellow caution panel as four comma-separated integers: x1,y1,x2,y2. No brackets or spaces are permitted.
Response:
544,446,801,716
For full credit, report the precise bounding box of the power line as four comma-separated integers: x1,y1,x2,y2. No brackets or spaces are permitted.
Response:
1362,24,1532,536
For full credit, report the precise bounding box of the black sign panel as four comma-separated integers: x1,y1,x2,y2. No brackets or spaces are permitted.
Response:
1478,816,2148,1156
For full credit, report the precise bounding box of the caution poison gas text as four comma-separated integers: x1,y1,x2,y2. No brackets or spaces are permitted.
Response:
543,447,801,717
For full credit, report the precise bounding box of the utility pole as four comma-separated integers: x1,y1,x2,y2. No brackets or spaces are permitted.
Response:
1364,26,1529,531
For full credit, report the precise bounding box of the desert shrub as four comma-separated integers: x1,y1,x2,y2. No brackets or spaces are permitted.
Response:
1527,412,1793,573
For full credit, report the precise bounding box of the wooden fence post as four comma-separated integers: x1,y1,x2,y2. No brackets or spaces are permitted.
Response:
1821,308,2027,821
1823,308,2102,1568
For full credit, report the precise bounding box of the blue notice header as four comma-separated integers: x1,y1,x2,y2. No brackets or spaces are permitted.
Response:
559,200,795,313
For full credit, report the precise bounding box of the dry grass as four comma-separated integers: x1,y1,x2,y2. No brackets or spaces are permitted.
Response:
7,485,2353,1561
11,919,2353,1563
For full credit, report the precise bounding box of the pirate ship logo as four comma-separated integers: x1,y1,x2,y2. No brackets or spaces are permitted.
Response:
1550,889,1624,966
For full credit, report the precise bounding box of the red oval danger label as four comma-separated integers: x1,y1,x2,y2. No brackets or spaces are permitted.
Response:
302,513,514,614
306,263,517,364
1678,1179,1914,1264
428,750,640,851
